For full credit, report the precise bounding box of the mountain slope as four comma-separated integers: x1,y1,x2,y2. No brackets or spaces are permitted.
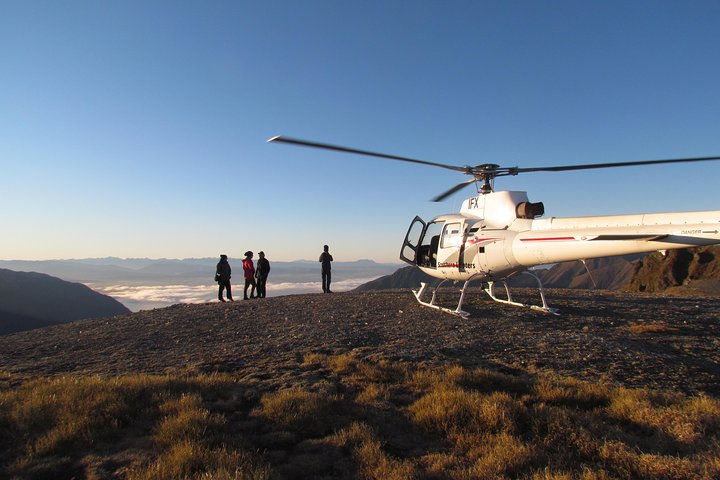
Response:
0,268,131,335
353,265,440,291
625,245,720,294
511,254,643,290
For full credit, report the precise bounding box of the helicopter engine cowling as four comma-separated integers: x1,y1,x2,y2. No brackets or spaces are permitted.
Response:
516,201,544,219
460,191,531,228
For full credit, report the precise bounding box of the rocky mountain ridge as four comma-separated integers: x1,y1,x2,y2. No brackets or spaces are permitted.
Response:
625,245,720,294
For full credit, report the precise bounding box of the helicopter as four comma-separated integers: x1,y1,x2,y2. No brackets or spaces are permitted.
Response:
268,136,720,317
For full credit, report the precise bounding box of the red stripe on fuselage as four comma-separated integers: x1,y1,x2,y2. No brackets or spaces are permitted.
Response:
520,237,575,242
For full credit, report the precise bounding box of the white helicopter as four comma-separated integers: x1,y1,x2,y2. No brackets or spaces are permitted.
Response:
269,136,720,317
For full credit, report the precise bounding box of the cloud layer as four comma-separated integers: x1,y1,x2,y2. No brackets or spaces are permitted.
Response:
90,277,379,312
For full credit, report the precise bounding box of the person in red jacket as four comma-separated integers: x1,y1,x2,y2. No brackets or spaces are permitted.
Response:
242,251,257,300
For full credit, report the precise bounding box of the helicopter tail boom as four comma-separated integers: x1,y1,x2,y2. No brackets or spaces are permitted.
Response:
513,210,720,266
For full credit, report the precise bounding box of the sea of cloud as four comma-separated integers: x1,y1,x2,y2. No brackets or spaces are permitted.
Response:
90,277,379,312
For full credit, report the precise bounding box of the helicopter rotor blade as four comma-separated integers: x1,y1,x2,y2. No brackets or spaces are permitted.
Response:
268,135,720,201
431,178,478,202
268,136,467,173
517,156,720,174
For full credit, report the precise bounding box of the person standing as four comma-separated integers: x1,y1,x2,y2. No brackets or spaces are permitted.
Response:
215,254,233,302
243,251,257,299
319,244,333,293
255,251,270,298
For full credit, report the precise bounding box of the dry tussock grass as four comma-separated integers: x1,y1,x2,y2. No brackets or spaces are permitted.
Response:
626,323,680,334
252,387,346,437
330,422,416,480
356,382,392,405
1,355,719,479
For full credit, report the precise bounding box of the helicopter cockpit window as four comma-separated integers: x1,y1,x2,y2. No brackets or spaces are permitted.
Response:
440,223,463,249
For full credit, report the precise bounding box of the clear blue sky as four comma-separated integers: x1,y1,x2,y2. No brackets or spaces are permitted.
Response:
2,1,719,263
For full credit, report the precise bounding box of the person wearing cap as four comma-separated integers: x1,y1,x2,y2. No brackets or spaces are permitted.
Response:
215,254,233,302
255,251,271,298
242,251,257,299
319,244,333,293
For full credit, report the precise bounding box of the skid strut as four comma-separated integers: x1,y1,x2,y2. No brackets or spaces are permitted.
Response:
483,271,559,315
413,279,473,318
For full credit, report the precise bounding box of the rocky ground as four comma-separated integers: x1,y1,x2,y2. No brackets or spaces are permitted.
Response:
1,289,718,396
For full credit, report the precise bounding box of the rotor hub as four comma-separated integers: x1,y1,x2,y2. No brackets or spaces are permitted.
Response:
472,164,500,194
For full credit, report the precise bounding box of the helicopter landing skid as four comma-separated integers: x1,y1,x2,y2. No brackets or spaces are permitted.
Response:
412,272,559,317
482,272,559,315
412,279,471,318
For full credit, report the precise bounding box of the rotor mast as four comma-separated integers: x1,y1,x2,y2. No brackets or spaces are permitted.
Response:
476,164,500,194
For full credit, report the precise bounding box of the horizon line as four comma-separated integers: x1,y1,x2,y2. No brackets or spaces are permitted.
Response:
0,256,404,264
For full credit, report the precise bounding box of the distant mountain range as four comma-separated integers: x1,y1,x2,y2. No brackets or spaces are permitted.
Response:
0,258,402,286
0,268,130,335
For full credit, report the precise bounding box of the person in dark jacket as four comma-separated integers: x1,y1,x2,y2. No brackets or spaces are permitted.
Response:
255,251,271,298
319,244,333,293
243,251,257,299
216,254,233,302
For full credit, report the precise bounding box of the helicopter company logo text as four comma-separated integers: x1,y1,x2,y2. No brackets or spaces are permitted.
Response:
438,262,476,269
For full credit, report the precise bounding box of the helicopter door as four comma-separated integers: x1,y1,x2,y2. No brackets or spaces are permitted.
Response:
400,216,425,266
411,220,444,268
436,222,465,269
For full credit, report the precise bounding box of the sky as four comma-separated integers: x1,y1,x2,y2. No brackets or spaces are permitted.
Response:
2,1,719,263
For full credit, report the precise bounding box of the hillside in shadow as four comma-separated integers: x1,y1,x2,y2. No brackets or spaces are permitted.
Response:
0,268,130,335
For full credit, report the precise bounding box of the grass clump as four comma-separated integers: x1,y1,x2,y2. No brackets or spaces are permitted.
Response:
626,323,680,334
606,387,720,449
534,375,612,409
154,393,226,447
330,422,417,480
410,387,525,436
129,442,269,480
252,387,345,437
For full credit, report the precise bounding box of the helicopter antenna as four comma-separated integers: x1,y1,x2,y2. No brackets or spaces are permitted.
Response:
268,135,720,201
